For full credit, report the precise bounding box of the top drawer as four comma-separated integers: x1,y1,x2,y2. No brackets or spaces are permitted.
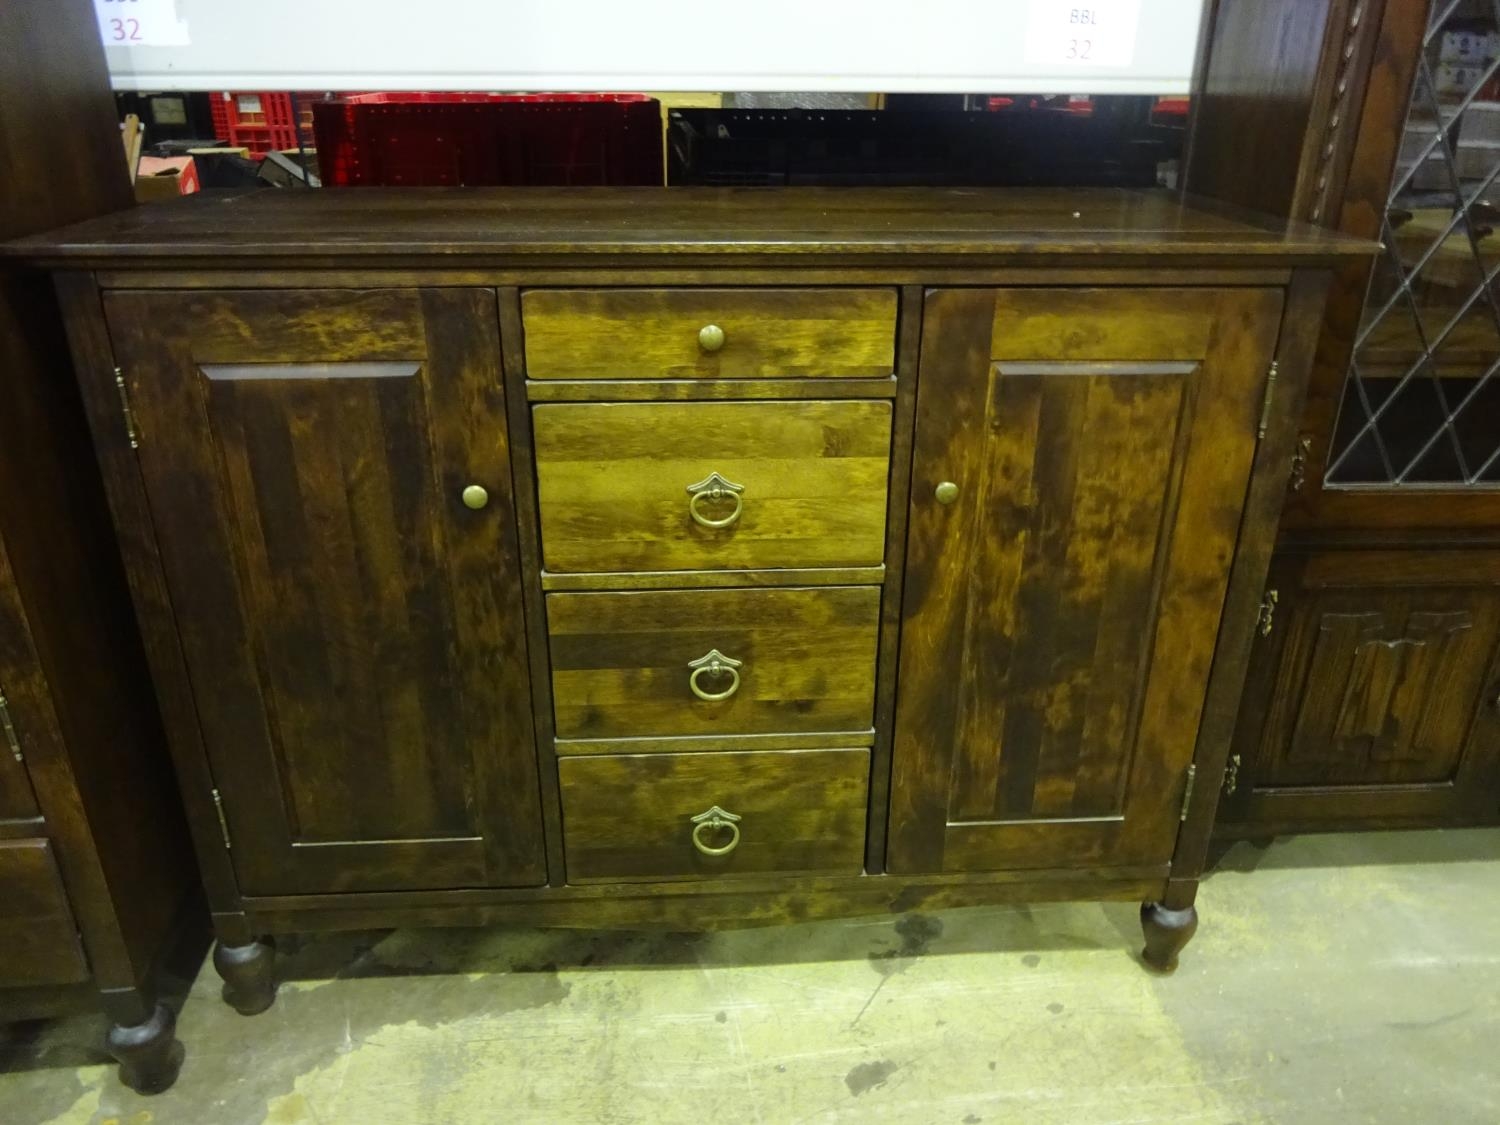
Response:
521,288,898,379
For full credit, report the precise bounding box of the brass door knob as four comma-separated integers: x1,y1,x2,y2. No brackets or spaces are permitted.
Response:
461,484,489,510
935,481,960,505
698,324,727,352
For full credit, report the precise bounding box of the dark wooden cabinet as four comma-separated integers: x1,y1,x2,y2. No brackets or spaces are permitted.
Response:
102,288,545,895
7,186,1363,1011
1190,0,1500,837
1221,550,1500,833
890,287,1282,873
0,0,199,1096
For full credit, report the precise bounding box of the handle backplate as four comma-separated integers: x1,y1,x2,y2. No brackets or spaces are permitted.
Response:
688,648,743,701
690,805,742,856
686,471,745,529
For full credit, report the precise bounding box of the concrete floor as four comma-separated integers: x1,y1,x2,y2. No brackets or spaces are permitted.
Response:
1,828,1497,1125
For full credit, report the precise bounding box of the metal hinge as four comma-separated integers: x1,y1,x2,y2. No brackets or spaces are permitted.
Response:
1179,763,1198,821
1288,434,1312,492
0,689,22,764
1222,753,1241,797
1257,360,1280,439
113,367,139,449
1257,589,1280,637
211,788,232,850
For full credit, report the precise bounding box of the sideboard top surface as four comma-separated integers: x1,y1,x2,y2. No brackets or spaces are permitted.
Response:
6,187,1372,267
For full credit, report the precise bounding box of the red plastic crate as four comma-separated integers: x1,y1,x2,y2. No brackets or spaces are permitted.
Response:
210,91,332,155
312,93,663,187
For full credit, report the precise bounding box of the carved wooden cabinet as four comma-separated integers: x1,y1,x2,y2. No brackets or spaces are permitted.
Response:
0,0,198,1094
1191,0,1500,836
1222,550,1500,833
6,187,1364,1013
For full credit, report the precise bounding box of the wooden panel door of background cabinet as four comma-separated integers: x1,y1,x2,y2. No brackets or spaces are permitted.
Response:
0,543,44,826
102,288,545,895
889,287,1283,873
1224,551,1500,829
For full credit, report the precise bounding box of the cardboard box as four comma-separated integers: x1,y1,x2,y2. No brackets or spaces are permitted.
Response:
1456,140,1500,181
1440,29,1497,65
1463,101,1500,144
133,155,200,202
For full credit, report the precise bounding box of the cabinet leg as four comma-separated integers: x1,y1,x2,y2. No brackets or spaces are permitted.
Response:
1139,902,1199,973
106,1003,183,1095
213,938,277,1015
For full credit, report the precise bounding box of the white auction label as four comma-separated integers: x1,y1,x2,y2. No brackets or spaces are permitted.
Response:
94,0,191,47
1024,0,1141,68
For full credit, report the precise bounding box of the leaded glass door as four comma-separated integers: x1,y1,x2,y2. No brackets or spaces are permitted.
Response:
1327,0,1500,490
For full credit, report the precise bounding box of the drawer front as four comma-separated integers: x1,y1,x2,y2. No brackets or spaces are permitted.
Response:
549,586,880,742
559,748,870,882
522,288,898,379
0,839,89,987
533,400,892,573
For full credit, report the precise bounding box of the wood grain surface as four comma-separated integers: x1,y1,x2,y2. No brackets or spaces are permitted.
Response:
533,400,892,572
0,840,89,987
102,287,545,895
547,585,880,741
559,749,869,882
889,287,1283,873
1223,548,1500,833
522,288,896,378
4,187,1373,268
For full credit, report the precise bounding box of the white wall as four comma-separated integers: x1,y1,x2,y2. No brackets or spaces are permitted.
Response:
97,0,1203,94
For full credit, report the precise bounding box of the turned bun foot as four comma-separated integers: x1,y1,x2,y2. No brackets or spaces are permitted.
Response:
213,938,277,1015
1140,902,1199,973
106,1003,183,1094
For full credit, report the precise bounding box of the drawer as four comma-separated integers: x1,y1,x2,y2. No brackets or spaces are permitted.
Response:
548,585,880,742
0,839,89,987
522,288,897,379
533,400,892,573
559,748,870,882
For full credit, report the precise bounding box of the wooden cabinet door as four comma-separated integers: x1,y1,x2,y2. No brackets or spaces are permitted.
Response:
889,288,1283,873
103,289,545,895
0,544,44,827
1223,550,1500,831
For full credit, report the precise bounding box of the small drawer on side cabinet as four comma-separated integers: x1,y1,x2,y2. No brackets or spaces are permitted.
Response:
532,399,892,573
0,839,89,987
548,585,880,743
521,288,897,379
559,748,870,882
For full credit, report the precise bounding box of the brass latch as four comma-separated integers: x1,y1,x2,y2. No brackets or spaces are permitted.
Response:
1288,434,1312,491
1257,589,1279,637
1223,753,1241,797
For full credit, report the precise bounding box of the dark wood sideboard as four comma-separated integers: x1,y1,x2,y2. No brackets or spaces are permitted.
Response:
4,187,1368,1015
1189,0,1500,836
0,0,198,1094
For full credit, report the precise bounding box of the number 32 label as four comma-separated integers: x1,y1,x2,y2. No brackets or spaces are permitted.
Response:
93,0,191,47
1024,0,1141,68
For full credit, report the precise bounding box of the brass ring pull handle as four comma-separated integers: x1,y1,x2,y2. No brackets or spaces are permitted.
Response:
686,471,745,529
690,805,742,856
698,324,727,352
688,649,742,701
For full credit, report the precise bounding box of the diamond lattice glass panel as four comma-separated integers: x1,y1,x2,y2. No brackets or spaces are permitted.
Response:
1328,3,1500,488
